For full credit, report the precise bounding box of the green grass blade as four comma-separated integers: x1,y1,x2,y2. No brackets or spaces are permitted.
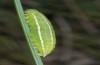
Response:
14,0,43,65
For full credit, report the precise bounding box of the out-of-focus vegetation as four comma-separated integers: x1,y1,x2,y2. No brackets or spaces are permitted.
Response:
0,0,100,65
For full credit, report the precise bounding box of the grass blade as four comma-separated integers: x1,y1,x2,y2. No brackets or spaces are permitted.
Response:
14,0,44,65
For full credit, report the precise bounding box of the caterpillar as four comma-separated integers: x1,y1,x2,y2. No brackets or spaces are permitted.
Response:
24,9,56,57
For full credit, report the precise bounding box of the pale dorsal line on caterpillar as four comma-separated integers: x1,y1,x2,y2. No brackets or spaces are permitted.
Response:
32,13,45,55
24,9,56,57
38,13,54,54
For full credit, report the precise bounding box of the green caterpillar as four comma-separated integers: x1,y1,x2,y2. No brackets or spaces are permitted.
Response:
24,9,56,57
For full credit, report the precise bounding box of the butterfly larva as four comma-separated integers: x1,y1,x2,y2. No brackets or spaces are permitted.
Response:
24,9,56,57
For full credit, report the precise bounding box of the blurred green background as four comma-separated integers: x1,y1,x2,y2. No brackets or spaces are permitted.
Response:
0,0,100,65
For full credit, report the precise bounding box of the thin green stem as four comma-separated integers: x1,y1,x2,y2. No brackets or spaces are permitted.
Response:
14,0,43,65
